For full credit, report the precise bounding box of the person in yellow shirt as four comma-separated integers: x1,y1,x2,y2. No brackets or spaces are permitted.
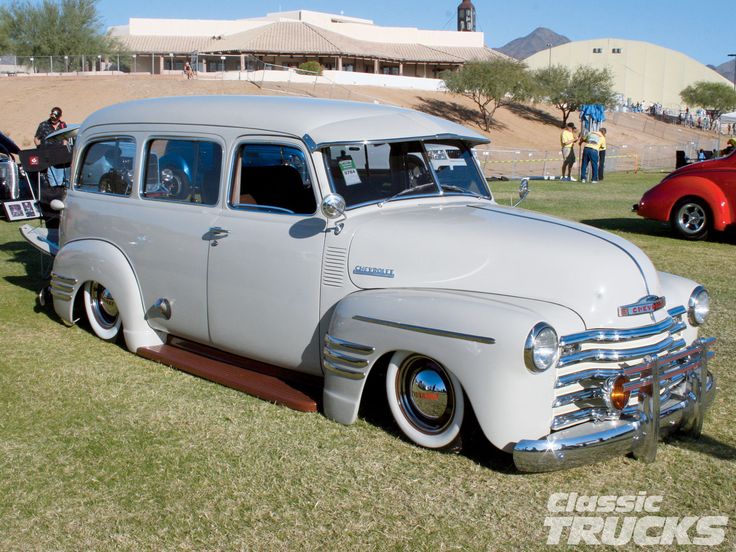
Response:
580,128,602,183
560,122,577,180
597,128,607,180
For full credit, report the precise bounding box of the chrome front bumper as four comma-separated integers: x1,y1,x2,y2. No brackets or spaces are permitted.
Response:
513,339,715,472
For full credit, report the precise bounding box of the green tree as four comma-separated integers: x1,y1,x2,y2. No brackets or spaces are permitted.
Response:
532,64,616,126
442,59,533,131
0,0,123,62
680,81,736,121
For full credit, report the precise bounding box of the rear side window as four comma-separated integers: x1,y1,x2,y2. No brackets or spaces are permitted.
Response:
230,144,316,215
142,138,222,205
76,138,135,195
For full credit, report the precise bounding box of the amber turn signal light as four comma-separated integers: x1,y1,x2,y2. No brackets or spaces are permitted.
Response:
609,375,631,411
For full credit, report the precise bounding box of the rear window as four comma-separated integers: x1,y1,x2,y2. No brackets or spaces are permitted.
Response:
76,138,135,196
142,138,222,205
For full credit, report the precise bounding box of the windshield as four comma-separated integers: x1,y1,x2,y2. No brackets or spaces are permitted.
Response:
322,139,490,208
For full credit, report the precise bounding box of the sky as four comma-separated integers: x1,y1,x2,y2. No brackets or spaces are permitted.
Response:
91,0,734,68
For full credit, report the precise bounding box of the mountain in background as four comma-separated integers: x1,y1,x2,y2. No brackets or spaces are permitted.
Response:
496,27,570,60
712,60,735,83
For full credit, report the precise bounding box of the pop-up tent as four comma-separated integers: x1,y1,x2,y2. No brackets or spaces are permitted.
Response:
720,111,736,124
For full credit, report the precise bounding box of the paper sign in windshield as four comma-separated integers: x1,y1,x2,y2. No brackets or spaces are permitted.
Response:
339,159,362,186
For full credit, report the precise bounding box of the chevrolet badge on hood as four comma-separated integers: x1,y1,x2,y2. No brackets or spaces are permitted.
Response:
353,266,395,278
617,295,666,317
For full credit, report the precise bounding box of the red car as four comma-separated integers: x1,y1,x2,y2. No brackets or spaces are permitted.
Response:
634,151,736,239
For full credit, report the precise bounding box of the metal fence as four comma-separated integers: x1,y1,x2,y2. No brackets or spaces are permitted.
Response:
3,54,138,74
474,139,721,179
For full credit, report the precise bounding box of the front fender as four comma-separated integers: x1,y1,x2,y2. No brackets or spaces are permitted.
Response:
640,176,732,230
51,239,164,351
323,288,583,451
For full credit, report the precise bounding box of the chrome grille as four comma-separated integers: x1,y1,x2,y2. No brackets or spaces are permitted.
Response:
552,306,705,431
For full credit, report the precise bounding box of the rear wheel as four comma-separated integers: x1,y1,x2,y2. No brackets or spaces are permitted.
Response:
83,281,121,341
671,198,710,240
385,351,464,450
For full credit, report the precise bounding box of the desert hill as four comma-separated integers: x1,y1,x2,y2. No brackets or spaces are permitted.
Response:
0,74,721,176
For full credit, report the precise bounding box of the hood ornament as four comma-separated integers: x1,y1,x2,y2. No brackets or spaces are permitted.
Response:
618,295,666,317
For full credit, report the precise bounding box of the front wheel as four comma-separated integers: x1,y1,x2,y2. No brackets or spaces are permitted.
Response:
671,198,710,240
385,351,464,450
83,281,122,341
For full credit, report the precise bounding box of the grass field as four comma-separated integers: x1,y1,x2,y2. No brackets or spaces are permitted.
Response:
1,172,734,550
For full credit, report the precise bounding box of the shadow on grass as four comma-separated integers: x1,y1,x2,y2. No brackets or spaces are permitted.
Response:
667,434,736,462
581,217,672,237
583,218,736,244
414,97,505,131
506,103,561,127
0,239,49,292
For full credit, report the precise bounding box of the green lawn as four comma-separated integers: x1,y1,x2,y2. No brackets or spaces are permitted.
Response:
1,172,734,550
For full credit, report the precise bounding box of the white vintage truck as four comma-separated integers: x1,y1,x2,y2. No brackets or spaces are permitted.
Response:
30,96,715,471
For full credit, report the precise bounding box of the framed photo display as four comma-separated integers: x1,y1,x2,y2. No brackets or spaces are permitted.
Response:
3,200,41,221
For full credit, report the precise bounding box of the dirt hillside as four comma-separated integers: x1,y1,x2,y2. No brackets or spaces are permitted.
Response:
0,74,720,158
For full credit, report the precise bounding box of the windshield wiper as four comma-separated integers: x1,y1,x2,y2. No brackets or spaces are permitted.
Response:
440,184,487,199
378,183,437,207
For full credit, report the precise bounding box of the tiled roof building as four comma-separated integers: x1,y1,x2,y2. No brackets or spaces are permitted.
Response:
111,10,502,78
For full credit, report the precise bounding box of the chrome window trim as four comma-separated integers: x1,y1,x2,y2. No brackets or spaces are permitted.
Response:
353,315,496,345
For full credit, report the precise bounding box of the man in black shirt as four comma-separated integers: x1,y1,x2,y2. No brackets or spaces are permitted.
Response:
34,106,68,186
34,106,67,146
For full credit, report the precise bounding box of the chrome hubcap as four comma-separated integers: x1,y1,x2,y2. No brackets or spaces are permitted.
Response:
90,282,118,329
397,355,455,434
678,203,706,234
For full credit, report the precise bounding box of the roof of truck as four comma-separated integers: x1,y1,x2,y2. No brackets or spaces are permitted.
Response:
80,95,489,149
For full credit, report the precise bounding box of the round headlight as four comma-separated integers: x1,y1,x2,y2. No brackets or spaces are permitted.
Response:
688,286,710,326
524,322,560,373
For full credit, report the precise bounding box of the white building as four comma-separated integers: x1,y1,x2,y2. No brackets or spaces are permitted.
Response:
110,10,502,78
524,38,731,111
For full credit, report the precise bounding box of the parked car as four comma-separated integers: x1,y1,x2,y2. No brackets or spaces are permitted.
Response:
634,151,736,239
34,96,715,472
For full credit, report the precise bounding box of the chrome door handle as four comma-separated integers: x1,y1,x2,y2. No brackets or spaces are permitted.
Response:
208,227,230,238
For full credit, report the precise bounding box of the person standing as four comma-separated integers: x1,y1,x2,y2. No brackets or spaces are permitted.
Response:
579,128,602,183
597,128,607,181
560,122,577,180
34,106,68,186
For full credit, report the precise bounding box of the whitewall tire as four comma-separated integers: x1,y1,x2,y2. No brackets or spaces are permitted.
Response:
83,281,122,341
385,351,465,450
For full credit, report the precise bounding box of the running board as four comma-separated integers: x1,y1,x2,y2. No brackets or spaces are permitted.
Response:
137,340,320,413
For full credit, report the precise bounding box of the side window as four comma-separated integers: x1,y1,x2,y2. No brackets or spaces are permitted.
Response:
76,138,135,195
231,144,316,215
142,138,222,205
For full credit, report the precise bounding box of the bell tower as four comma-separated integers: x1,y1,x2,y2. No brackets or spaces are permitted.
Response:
457,0,476,32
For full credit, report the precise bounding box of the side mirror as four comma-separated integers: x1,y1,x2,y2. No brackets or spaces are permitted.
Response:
50,199,65,211
513,178,529,207
321,193,346,220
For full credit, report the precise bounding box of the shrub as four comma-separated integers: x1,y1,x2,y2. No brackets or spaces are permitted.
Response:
298,61,323,75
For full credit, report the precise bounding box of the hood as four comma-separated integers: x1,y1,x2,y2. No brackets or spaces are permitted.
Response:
347,202,665,329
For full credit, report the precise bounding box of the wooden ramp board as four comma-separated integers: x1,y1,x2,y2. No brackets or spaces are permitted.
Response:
137,342,320,413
